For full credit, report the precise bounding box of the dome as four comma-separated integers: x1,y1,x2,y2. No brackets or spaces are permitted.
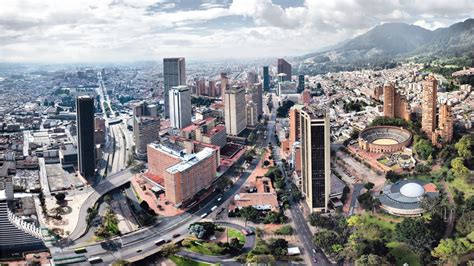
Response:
400,182,425,198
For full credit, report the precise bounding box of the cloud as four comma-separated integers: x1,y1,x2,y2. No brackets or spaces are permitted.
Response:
0,0,472,63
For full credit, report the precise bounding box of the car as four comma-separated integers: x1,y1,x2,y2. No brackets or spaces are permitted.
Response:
312,248,316,254
172,233,180,238
136,249,142,253
217,197,222,202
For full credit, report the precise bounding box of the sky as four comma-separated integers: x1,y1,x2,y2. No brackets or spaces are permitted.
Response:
0,0,473,63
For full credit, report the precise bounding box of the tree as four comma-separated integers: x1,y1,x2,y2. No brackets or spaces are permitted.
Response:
313,229,339,251
275,225,293,235
188,222,216,239
455,135,473,160
357,192,380,211
55,192,66,203
160,243,180,257
355,254,388,266
385,171,403,183
395,217,436,256
240,206,260,223
112,260,130,266
414,138,434,160
268,238,288,256
451,157,470,180
363,182,375,190
263,160,270,167
456,211,474,236
432,238,473,264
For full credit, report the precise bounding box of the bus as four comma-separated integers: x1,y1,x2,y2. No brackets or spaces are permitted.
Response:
88,257,103,263
154,239,166,246
211,206,217,212
200,213,208,218
73,247,87,254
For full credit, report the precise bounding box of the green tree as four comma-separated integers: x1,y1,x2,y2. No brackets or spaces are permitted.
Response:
314,229,339,252
275,225,293,235
414,138,434,160
455,135,473,160
55,192,66,203
364,182,375,190
456,211,474,236
432,238,473,264
395,217,435,256
240,206,260,223
188,222,216,239
451,157,470,180
355,254,388,265
160,243,180,257
268,238,288,256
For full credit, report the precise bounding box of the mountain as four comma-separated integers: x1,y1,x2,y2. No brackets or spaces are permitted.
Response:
300,19,474,73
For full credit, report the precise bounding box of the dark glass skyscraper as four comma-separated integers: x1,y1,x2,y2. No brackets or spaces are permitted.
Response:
298,74,305,93
76,96,96,178
277,58,291,81
163,58,186,118
263,66,270,91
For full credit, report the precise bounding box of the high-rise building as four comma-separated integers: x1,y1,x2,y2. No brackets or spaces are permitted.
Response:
224,85,246,136
220,72,228,99
433,102,454,145
133,102,160,159
297,74,305,93
421,75,438,137
163,57,186,118
277,58,292,82
263,66,270,91
246,101,258,127
247,71,258,86
208,80,216,97
289,104,303,148
300,105,331,212
249,83,263,116
169,85,192,129
76,96,96,178
383,82,411,121
301,89,311,105
196,79,206,96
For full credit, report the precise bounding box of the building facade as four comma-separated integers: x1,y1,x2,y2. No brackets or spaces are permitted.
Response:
263,66,270,91
169,85,192,129
163,57,186,118
421,75,438,138
383,82,411,121
246,101,258,127
298,74,305,93
300,106,331,212
133,101,160,159
433,103,454,145
277,58,292,82
224,86,246,136
76,95,96,178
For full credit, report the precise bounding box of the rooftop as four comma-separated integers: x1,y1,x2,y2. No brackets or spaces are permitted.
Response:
166,147,214,174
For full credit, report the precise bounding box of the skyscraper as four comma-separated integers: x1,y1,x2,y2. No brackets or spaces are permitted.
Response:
433,102,454,145
277,58,292,82
220,72,228,99
421,75,438,138
249,83,263,116
76,96,96,178
383,82,411,121
288,104,303,148
246,101,258,127
297,74,305,93
263,66,270,91
247,71,258,86
133,102,160,159
224,86,246,136
300,105,331,212
163,57,186,118
169,85,192,129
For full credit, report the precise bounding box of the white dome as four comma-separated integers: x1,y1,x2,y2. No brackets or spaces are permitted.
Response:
400,183,425,198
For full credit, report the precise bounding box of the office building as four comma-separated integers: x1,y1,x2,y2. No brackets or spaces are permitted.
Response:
288,104,304,148
263,66,270,91
163,57,186,118
220,72,228,99
421,75,438,138
277,58,292,81
249,83,263,116
169,85,192,129
76,96,96,178
301,89,311,105
224,86,246,136
246,101,258,127
196,79,205,96
133,102,160,159
298,74,305,93
209,80,216,97
247,71,258,86
383,82,411,121
300,105,331,212
146,142,217,206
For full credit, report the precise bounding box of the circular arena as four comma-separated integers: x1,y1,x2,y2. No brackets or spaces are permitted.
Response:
358,126,413,153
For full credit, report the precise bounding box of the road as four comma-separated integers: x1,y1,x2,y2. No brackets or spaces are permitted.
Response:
266,92,331,265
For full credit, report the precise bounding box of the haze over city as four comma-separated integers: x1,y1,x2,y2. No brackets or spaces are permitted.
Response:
1,0,474,62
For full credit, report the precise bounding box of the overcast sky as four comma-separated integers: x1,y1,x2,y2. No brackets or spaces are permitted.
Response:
0,0,473,63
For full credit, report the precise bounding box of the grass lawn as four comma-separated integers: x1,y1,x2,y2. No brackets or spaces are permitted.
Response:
448,177,474,198
185,239,226,256
361,213,397,231
170,255,213,266
387,242,421,266
227,228,246,244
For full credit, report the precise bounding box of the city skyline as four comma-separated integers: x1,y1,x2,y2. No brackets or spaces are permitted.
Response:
1,0,473,63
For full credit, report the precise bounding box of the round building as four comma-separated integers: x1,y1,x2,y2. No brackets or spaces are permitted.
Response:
358,126,412,153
